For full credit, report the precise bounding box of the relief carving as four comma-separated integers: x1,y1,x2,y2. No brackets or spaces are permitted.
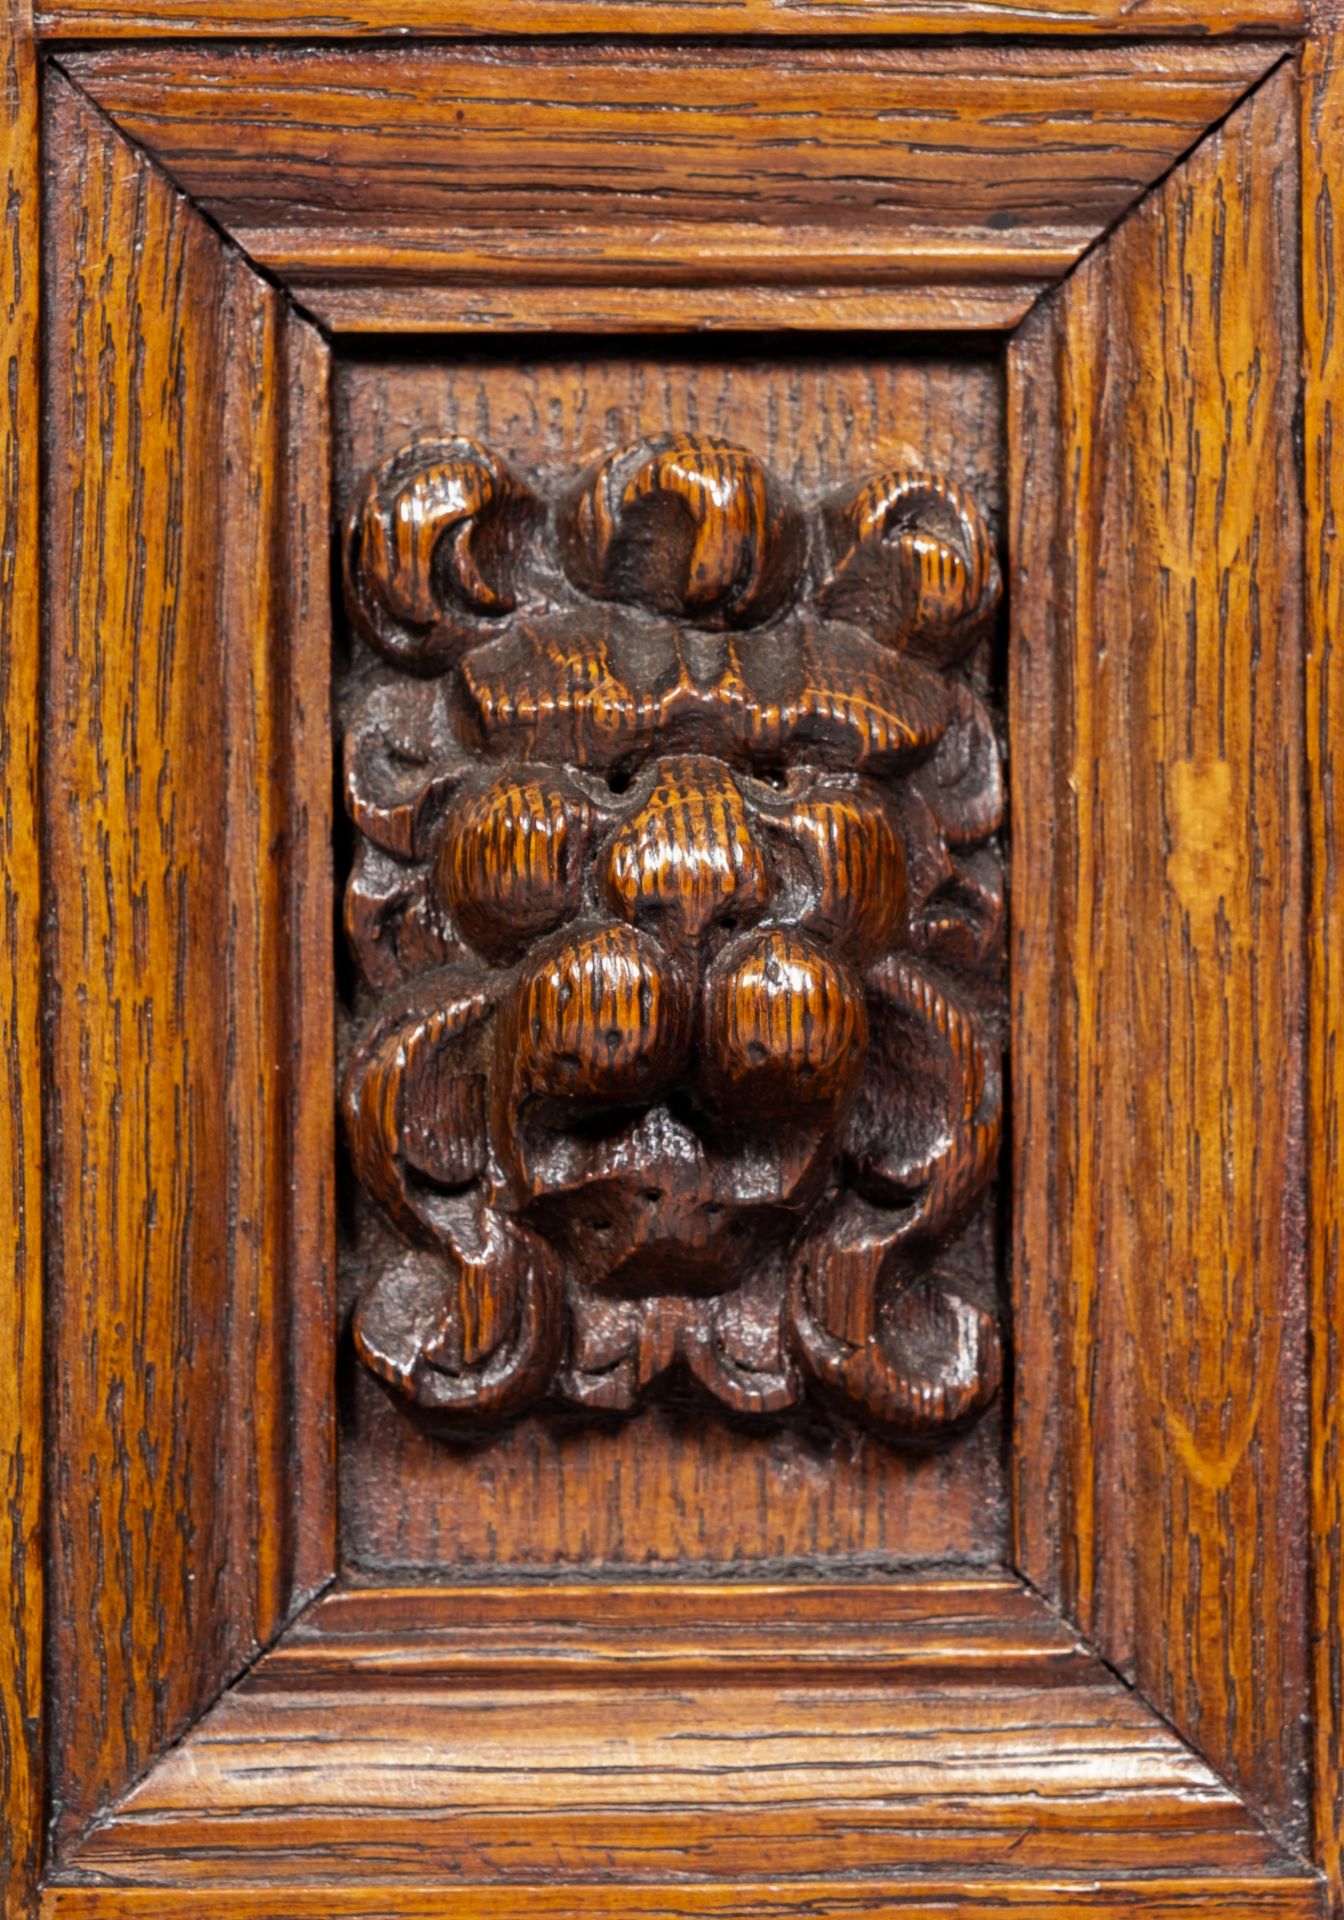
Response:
340,432,1004,1443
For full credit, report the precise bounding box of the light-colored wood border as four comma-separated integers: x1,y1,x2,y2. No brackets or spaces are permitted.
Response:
0,0,43,1913
30,0,1306,41
1008,58,1308,1849
1303,14,1344,1913
56,41,1285,335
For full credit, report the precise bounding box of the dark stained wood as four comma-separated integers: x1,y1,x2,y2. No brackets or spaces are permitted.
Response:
1303,18,1344,1910
341,430,1003,1440
32,0,1308,40
1007,61,1308,1845
59,43,1284,335
45,1578,1319,1912
336,347,1011,1575
42,73,336,1855
0,0,42,1910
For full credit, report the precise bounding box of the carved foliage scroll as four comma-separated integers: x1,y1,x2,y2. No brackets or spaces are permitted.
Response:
341,433,1004,1444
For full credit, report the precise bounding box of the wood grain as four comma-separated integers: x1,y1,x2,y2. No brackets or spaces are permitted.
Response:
0,0,41,1910
1008,61,1308,1846
47,1579,1315,1904
336,347,1010,1576
1303,20,1344,1911
36,1885,1330,1920
60,44,1283,336
241,1578,1097,1687
339,428,1003,1442
43,73,336,1855
32,0,1307,42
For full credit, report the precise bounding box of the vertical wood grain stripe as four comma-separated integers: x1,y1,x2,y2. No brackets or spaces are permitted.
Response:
1009,61,1309,1844
0,0,41,1910
1304,21,1344,1909
43,72,335,1852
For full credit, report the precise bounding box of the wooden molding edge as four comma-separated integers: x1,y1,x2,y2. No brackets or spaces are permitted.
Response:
1008,55,1308,1852
40,66,338,1862
42,1577,1322,1914
54,40,1286,334
31,0,1308,43
0,0,44,1914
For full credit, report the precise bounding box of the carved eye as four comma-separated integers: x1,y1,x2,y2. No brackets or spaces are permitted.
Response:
436,772,593,964
559,434,803,628
344,435,536,673
819,468,1000,668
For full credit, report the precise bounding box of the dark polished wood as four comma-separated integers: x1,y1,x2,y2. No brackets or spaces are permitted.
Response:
334,348,1012,1580
341,431,1003,1443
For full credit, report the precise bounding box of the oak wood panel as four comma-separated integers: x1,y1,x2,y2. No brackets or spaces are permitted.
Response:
1303,21,1344,1911
52,1581,1310,1897
1008,61,1308,1845
281,305,338,1602
43,74,336,1853
336,345,1009,1576
61,44,1283,337
295,280,1043,337
31,0,1307,41
36,1883,1329,1920
0,0,42,1910
251,1579,1095,1686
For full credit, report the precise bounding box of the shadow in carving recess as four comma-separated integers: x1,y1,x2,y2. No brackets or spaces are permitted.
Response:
339,431,1004,1446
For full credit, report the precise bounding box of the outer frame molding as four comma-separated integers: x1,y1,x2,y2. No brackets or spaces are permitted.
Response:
4,17,1340,1920
29,0,1307,39
0,0,43,1914
41,66,338,1860
55,41,1286,335
1009,54,1310,1848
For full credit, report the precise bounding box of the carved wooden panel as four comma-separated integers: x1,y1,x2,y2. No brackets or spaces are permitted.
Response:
339,400,1005,1452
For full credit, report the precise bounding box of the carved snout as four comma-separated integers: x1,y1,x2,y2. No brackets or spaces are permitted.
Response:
602,755,771,947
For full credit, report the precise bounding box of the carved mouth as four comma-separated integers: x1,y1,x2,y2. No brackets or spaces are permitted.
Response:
515,1094,830,1297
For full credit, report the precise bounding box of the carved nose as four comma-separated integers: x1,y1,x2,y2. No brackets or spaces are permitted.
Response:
602,755,770,945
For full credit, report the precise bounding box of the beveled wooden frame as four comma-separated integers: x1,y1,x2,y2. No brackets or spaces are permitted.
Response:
4,4,1343,1916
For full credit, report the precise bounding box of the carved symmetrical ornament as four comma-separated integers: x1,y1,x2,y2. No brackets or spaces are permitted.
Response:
340,432,1004,1443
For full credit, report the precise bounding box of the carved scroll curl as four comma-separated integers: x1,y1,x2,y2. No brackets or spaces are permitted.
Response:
560,434,803,627
340,433,1004,1445
344,435,537,673
820,467,1000,665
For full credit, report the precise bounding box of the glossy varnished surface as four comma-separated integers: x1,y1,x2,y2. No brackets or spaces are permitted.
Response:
1303,19,1344,1911
0,0,41,1910
341,432,1004,1439
48,1579,1317,1910
1008,62,1307,1845
59,43,1283,332
42,74,337,1854
32,0,1307,37
336,349,1010,1576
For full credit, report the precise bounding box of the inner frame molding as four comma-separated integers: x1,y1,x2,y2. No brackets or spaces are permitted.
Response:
339,432,1004,1439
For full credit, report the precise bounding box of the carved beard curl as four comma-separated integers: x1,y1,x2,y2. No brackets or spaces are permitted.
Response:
340,434,1004,1443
